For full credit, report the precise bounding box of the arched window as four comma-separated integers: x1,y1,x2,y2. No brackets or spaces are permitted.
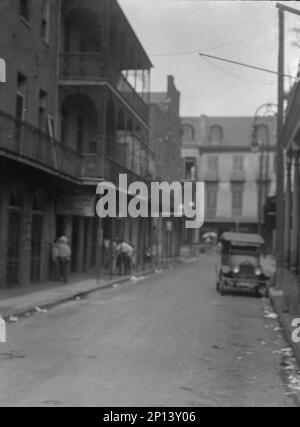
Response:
209,125,223,145
182,124,195,141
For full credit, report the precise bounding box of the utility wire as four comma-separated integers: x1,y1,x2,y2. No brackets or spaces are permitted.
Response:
199,52,293,79
202,56,276,86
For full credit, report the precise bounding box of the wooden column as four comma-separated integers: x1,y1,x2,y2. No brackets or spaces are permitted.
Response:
284,155,292,267
290,153,299,271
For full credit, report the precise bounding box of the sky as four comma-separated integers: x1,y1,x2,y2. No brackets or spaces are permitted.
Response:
118,0,300,117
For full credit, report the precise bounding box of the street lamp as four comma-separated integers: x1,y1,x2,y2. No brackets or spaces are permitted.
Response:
251,103,278,236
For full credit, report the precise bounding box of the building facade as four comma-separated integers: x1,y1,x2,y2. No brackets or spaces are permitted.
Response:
149,75,183,264
181,115,277,247
276,79,300,315
0,0,153,287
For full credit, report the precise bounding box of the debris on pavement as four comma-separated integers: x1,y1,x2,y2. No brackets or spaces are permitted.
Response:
263,308,278,320
130,276,145,283
8,315,18,323
35,306,47,313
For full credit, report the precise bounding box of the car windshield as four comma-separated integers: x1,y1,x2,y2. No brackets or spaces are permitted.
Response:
228,244,260,257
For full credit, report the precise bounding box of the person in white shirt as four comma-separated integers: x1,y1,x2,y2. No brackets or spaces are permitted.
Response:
57,236,72,283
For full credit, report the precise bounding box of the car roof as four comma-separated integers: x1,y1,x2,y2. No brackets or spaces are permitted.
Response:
221,232,265,245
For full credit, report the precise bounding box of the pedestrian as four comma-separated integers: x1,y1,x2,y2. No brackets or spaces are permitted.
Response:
144,246,152,269
57,236,71,283
51,239,60,281
121,240,133,276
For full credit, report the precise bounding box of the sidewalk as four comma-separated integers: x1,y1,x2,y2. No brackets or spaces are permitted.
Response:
269,289,300,366
0,270,149,321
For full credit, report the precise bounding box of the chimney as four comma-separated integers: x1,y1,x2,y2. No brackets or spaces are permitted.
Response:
167,75,175,95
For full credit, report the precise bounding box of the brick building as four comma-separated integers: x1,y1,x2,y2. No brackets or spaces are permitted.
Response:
0,0,153,287
149,75,183,263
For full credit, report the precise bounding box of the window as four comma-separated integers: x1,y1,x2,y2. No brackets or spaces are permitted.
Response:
19,0,30,21
232,183,244,217
185,159,196,181
233,155,244,171
209,125,223,145
38,90,47,130
207,155,218,172
16,72,27,119
41,0,50,43
182,124,195,141
206,183,218,217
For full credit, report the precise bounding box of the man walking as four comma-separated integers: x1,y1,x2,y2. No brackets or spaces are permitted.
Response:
57,236,72,283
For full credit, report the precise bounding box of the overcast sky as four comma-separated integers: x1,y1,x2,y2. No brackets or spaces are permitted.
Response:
118,0,300,117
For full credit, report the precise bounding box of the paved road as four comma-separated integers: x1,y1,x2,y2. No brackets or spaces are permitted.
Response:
0,255,299,407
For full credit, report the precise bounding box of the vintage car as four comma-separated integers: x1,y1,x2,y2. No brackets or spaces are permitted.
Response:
216,232,270,297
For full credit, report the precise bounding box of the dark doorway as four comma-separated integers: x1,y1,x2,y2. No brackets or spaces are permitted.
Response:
31,213,43,283
6,209,22,286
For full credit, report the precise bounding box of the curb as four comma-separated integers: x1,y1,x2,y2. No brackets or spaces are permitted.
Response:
1,262,185,322
1,270,157,322
270,292,300,366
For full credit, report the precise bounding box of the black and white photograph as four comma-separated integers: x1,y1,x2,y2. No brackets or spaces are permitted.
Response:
0,0,300,410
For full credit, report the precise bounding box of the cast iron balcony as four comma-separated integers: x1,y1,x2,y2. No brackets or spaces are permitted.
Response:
60,52,149,123
0,110,82,181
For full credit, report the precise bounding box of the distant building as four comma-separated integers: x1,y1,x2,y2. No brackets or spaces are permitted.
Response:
149,75,183,263
181,115,277,243
0,0,153,287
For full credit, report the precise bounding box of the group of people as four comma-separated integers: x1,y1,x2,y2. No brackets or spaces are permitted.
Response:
103,238,135,276
51,235,151,283
51,236,72,283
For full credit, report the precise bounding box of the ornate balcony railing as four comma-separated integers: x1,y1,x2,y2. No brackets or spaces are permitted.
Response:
82,154,151,188
60,52,149,123
0,110,83,180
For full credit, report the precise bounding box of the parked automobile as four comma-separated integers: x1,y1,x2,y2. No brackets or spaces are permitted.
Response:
216,232,270,297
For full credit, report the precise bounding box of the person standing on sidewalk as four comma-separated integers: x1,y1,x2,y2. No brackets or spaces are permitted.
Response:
121,240,133,276
51,239,60,281
57,236,72,283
